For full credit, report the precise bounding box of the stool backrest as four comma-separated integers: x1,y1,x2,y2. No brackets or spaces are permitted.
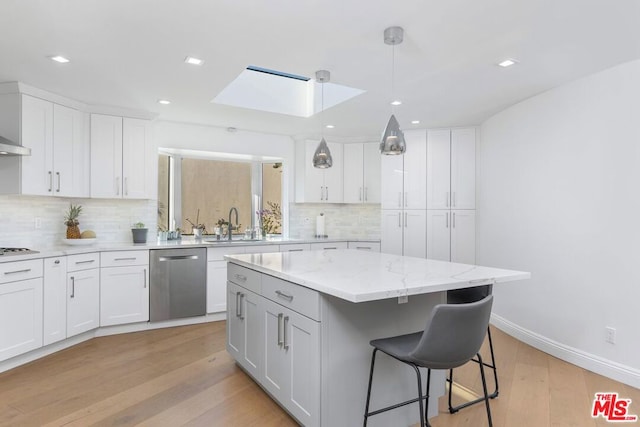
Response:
447,284,492,304
409,295,493,370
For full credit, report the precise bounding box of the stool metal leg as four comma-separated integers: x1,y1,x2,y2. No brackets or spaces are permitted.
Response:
363,348,378,427
477,353,493,427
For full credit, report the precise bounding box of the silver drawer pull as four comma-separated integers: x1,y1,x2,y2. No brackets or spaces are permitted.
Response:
275,290,294,302
158,255,198,261
75,259,95,265
287,249,304,252
4,268,31,275
355,246,371,250
234,274,247,282
323,247,338,250
114,257,137,261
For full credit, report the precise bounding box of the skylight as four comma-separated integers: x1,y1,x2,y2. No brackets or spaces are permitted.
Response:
212,66,365,117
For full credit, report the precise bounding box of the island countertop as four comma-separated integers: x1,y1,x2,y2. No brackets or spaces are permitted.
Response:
225,249,531,303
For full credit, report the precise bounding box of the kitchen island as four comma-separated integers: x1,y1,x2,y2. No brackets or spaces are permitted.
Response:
225,249,530,427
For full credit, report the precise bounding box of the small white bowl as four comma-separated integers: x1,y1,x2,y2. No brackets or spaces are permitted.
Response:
62,238,97,246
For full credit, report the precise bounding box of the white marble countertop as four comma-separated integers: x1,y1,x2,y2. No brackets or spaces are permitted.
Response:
0,237,379,263
225,250,531,303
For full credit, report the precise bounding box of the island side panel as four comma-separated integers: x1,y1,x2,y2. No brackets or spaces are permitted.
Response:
320,292,446,426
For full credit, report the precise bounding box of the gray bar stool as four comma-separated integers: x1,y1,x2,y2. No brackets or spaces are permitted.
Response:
446,285,499,414
363,295,494,427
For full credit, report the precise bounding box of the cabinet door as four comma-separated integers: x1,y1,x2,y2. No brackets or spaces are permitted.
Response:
226,282,245,361
43,257,67,346
67,269,100,337
451,210,476,264
403,210,427,258
363,142,381,204
242,290,263,379
90,114,123,198
100,265,149,326
304,141,326,203
0,277,43,362
323,142,343,203
21,95,53,196
263,298,288,402
403,129,427,209
122,118,152,199
343,143,364,203
207,260,227,313
380,210,403,255
451,128,476,209
426,210,451,261
53,104,88,198
285,309,321,427
427,129,451,209
380,153,404,209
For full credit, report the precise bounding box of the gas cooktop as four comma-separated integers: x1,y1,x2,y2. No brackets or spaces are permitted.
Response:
0,247,39,256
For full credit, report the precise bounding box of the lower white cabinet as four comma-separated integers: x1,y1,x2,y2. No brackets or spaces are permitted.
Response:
0,259,44,362
67,253,100,338
227,281,263,379
381,210,427,258
43,257,68,345
426,210,476,264
99,251,149,326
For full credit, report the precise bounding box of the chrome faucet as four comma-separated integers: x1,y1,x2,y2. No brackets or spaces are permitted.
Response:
228,207,238,241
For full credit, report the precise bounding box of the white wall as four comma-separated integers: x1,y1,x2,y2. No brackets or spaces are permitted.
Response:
478,59,640,386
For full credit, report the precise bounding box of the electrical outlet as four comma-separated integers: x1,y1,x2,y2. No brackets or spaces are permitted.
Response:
605,327,616,344
34,217,41,229
398,295,408,304
304,217,310,223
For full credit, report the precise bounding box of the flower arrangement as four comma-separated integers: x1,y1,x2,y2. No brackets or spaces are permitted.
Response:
257,201,282,235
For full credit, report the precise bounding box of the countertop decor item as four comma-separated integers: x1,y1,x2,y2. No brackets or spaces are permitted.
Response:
62,238,97,246
131,221,148,243
64,203,82,239
257,201,282,236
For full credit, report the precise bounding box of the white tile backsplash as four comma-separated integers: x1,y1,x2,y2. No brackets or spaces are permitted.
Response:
288,203,380,239
0,195,157,249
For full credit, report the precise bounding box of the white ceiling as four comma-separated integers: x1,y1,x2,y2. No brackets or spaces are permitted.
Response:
1,0,638,141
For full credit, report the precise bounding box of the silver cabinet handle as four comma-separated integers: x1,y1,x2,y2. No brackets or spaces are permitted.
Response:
446,212,449,228
326,186,329,201
116,177,120,196
124,177,128,196
276,290,294,301
398,212,401,228
359,187,362,201
283,316,290,350
56,172,61,192
158,255,198,261
48,171,52,192
235,291,241,317
114,257,137,261
405,192,408,207
323,247,338,250
4,268,31,275
365,187,368,202
238,293,245,320
70,276,75,298
453,212,456,228
320,186,323,201
398,192,402,207
404,212,408,228
143,268,147,288
287,249,304,252
75,259,95,265
277,313,284,346
453,191,456,207
355,246,371,250
54,260,60,265
234,273,247,282
446,191,450,207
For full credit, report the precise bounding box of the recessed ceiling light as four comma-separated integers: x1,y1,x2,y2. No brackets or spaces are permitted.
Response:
50,55,70,63
497,58,518,68
158,99,171,105
184,56,203,66
390,100,402,106
411,120,420,125
326,125,335,129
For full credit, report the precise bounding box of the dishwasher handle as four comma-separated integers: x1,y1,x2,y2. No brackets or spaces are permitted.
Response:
157,255,199,262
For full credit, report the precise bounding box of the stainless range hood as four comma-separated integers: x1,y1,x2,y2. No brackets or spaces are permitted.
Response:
0,135,30,156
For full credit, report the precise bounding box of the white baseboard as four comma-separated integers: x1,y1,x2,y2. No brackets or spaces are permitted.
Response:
491,314,640,389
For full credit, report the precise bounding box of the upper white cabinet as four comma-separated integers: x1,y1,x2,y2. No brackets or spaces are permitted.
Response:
427,128,476,210
381,129,427,210
0,93,89,197
91,114,153,199
303,140,343,203
343,143,381,204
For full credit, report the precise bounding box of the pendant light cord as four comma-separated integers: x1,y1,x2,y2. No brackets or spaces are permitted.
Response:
391,43,395,113
321,79,324,137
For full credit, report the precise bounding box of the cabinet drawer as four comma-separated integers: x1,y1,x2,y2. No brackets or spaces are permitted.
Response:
310,241,348,250
101,250,149,267
280,243,311,252
262,274,320,321
208,246,245,261
67,252,100,272
227,263,261,294
348,242,381,252
0,259,43,284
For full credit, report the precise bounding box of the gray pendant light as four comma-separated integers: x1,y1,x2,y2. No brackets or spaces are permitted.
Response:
380,26,406,155
313,70,333,169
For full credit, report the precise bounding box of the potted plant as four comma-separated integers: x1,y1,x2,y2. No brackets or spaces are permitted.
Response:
131,221,148,243
186,209,207,239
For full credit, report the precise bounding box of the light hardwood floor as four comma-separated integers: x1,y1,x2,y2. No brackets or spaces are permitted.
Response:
0,322,637,426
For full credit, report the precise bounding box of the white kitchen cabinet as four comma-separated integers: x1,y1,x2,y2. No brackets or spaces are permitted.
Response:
380,209,427,258
43,257,68,346
227,281,263,380
18,95,53,196
343,143,380,204
66,253,100,338
426,210,476,264
53,104,90,197
91,114,153,199
0,259,43,362
100,250,149,326
304,140,343,203
207,246,245,314
427,128,476,210
381,130,427,210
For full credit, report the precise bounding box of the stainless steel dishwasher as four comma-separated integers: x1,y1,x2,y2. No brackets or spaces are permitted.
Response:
149,247,206,321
